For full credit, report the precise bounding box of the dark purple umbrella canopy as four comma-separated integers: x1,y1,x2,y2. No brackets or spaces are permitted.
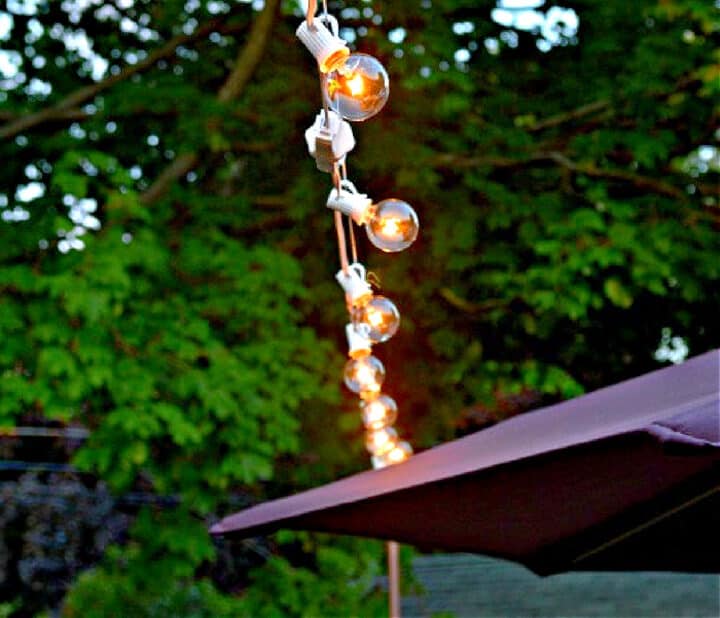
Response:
212,350,720,575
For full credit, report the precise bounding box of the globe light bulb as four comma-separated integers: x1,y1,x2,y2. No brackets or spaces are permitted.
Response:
361,394,398,431
326,187,419,253
366,199,419,253
372,441,413,469
365,426,398,456
344,355,385,394
355,296,400,343
325,53,389,122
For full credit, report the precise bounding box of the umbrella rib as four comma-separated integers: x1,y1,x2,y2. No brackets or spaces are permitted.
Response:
571,484,720,566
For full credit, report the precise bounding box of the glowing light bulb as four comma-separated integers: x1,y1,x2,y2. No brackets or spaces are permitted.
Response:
366,199,419,253
365,426,398,455
372,441,413,469
355,296,400,343
325,53,389,122
344,355,385,394
361,394,398,431
346,73,365,96
326,187,419,253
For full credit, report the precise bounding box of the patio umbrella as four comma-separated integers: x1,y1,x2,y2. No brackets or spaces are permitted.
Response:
211,350,720,575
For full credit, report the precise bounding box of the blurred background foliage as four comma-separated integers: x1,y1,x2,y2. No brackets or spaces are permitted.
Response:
0,0,717,615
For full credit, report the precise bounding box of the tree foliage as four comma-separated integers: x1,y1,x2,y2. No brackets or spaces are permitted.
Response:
0,0,717,615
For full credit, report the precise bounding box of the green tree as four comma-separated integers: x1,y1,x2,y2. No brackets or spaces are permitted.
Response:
0,0,717,615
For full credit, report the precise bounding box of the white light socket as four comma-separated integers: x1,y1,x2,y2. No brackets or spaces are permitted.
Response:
296,17,349,73
305,110,355,172
327,186,372,224
336,263,372,306
346,323,372,358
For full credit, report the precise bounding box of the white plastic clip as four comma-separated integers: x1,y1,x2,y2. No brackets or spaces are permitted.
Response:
346,323,372,358
296,14,349,73
327,180,372,223
336,262,373,307
305,110,355,173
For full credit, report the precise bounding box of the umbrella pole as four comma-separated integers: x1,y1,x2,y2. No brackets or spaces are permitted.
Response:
386,540,401,618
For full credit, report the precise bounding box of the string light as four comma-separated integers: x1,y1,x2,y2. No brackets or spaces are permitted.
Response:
327,183,420,253
361,395,398,431
365,426,398,456
366,199,419,252
296,5,415,472
295,18,389,122
354,295,400,343
296,14,349,74
324,54,390,122
344,355,385,395
372,441,413,469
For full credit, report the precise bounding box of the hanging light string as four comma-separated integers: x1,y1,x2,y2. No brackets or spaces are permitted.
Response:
298,2,418,468
333,211,350,273
305,0,316,25
339,160,360,264
348,216,359,265
331,160,351,273
306,0,330,25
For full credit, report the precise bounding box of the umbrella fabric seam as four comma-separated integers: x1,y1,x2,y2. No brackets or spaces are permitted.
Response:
646,422,720,449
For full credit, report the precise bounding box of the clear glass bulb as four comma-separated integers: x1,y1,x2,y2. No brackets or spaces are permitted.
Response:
366,199,419,253
372,441,413,469
365,426,398,456
355,296,400,343
325,53,389,122
343,355,385,395
361,394,398,431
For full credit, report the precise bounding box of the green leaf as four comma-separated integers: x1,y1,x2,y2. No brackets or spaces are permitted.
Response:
604,277,634,308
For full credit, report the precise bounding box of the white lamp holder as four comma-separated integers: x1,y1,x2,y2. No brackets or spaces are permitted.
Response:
305,109,355,173
336,262,373,307
327,180,373,224
296,14,349,73
346,323,372,358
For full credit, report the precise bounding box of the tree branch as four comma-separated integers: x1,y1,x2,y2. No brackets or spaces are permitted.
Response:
0,109,91,123
0,11,245,140
139,153,199,206
140,0,281,206
438,287,509,314
526,74,699,136
433,151,687,200
0,104,259,129
697,182,720,198
252,194,288,208
543,151,686,200
217,0,280,103
528,99,610,133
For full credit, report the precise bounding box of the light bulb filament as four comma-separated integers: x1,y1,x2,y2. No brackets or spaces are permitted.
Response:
346,73,365,96
366,427,398,455
387,445,409,463
375,433,390,447
355,365,379,391
369,431,394,452
366,308,384,328
379,217,402,239
366,402,385,422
